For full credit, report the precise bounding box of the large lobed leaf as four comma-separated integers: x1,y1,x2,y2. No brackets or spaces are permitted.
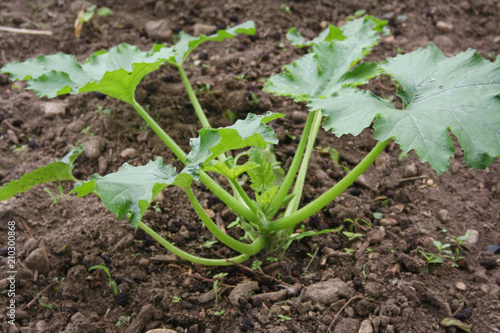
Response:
310,44,500,174
0,22,255,103
71,158,194,227
0,145,83,201
265,16,386,102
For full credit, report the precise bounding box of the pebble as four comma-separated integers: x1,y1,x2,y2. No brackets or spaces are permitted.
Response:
291,111,308,123
459,1,471,10
437,209,450,223
379,218,398,227
67,119,86,133
121,147,137,159
359,319,374,333
436,21,454,33
455,282,466,291
193,23,216,36
178,225,190,239
154,191,165,203
0,278,9,290
145,329,178,333
204,209,215,219
228,280,259,306
139,258,150,267
145,19,172,41
465,229,479,245
82,136,105,160
402,163,418,178
43,101,67,117
320,21,329,29
367,227,386,245
24,248,51,274
303,278,355,305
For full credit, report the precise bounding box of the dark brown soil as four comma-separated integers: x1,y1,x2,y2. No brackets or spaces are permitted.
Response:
1,1,499,332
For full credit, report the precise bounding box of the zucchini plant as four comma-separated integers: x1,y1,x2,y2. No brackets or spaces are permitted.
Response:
1,17,499,266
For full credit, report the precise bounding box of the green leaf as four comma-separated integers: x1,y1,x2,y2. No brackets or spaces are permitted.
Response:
1,44,169,104
287,25,345,48
97,7,112,17
311,44,500,174
71,158,193,227
203,157,259,180
186,112,284,167
265,16,385,102
247,147,284,193
0,145,83,201
153,21,255,66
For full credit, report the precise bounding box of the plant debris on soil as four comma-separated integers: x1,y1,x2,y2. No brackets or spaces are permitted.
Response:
0,0,499,332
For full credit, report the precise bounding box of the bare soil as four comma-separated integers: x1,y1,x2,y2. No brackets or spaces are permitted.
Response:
0,0,499,332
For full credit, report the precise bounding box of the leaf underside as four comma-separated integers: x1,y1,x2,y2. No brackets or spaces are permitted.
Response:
310,44,500,174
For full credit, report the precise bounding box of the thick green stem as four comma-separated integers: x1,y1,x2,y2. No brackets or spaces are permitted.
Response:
284,109,323,216
229,179,259,214
178,65,211,128
138,221,264,266
199,172,259,222
185,187,261,254
267,111,314,217
130,98,257,222
131,98,187,163
268,138,391,231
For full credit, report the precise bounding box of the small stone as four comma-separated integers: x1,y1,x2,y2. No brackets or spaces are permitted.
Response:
228,280,259,306
120,148,137,158
0,278,9,290
379,218,398,227
204,209,216,219
145,329,178,333
178,225,190,239
139,258,150,267
34,320,49,332
383,35,395,45
367,227,385,245
145,19,172,41
455,282,466,291
403,163,418,178
82,136,105,160
193,23,216,36
364,282,383,298
333,318,360,333
358,319,373,333
465,229,479,245
137,131,149,142
436,21,454,33
154,191,165,203
67,119,86,133
43,101,67,117
303,278,355,305
98,156,108,175
437,209,450,223
320,21,329,29
459,1,471,11
24,248,51,275
426,179,435,187
291,111,308,123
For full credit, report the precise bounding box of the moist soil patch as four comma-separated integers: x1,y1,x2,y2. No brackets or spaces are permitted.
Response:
0,0,499,332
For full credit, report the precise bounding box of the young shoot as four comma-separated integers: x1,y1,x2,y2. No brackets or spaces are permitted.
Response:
89,265,118,296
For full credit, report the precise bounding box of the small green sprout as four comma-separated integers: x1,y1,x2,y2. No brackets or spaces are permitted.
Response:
89,265,118,295
172,296,181,303
213,272,228,305
278,314,292,322
342,231,363,241
214,310,225,316
252,260,263,270
43,184,64,205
